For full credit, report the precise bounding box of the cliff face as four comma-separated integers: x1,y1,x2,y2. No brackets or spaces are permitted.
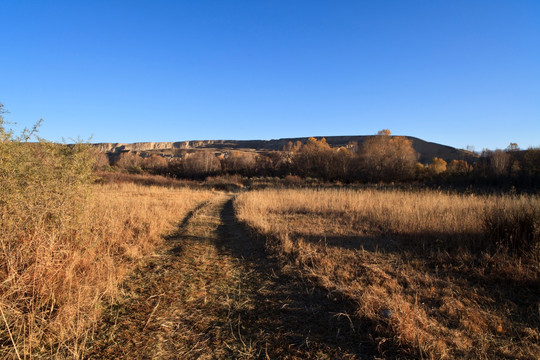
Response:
92,142,185,153
91,140,233,153
89,136,478,163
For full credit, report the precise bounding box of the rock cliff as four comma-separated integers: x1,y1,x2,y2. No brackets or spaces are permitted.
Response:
89,136,478,163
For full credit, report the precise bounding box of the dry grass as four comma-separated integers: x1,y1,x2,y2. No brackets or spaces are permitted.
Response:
96,170,198,188
90,193,375,359
0,182,213,358
235,188,540,359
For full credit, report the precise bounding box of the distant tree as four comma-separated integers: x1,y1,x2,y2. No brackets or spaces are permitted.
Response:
223,151,257,175
292,137,334,179
280,141,302,172
251,151,286,177
447,159,471,176
415,162,427,179
183,151,221,178
359,130,418,182
282,141,302,153
429,157,447,175
142,154,168,171
522,148,540,178
92,150,111,170
490,150,510,176
115,152,143,173
507,142,519,152
505,144,522,177
331,147,355,181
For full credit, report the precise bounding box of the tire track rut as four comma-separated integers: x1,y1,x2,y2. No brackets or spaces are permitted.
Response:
87,193,375,359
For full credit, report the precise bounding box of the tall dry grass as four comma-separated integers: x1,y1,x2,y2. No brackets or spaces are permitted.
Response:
0,135,213,358
1,181,213,358
235,188,540,359
237,188,539,252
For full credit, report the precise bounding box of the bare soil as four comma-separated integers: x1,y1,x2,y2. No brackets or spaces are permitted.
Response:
86,193,377,359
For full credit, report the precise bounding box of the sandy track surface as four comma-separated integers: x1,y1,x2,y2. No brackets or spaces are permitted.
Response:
87,193,375,359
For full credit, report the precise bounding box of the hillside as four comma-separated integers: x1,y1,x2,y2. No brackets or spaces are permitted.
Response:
90,136,478,163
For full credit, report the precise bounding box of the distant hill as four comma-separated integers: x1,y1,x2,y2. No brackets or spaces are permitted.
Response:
90,136,478,164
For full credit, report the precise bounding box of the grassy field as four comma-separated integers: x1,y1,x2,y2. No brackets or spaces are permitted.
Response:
2,144,538,359
235,188,540,359
0,182,213,358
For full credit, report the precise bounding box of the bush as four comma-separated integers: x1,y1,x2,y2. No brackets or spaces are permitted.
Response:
283,174,304,187
0,109,96,356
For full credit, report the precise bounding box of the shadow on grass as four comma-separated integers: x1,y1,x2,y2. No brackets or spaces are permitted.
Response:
293,228,540,339
217,198,385,359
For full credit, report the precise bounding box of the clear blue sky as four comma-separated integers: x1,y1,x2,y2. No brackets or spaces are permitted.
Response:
2,1,539,150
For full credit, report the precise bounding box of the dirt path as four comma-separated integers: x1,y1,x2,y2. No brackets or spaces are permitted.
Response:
87,193,376,359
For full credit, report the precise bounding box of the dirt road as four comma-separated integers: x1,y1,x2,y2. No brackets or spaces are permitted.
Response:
87,193,375,359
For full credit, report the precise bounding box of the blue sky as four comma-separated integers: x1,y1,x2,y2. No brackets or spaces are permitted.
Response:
1,1,539,150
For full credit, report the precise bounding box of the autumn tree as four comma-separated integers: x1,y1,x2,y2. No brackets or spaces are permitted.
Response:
490,150,510,176
250,151,284,177
277,141,302,175
89,149,111,170
429,157,447,175
507,143,519,152
115,152,144,172
223,151,257,175
414,162,427,180
182,150,221,178
142,154,168,172
359,130,418,182
331,147,355,181
282,140,303,153
447,159,471,176
292,137,335,180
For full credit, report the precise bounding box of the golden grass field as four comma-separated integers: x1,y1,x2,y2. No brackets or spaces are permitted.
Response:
235,188,540,359
2,152,539,359
0,182,213,358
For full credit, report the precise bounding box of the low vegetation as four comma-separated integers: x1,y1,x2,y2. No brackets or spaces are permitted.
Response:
235,188,540,359
0,107,213,358
1,178,212,358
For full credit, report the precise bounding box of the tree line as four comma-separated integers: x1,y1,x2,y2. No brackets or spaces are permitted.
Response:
102,130,540,187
